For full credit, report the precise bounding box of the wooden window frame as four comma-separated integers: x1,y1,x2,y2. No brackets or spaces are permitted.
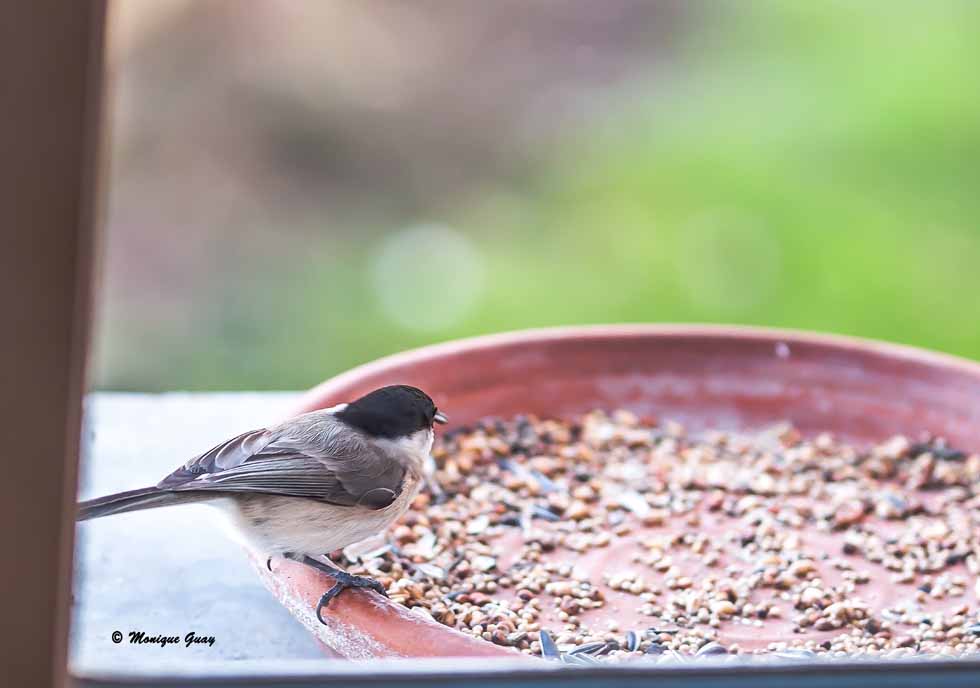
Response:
0,2,106,687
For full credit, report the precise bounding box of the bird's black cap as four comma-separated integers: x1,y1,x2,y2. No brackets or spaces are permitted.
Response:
336,385,447,439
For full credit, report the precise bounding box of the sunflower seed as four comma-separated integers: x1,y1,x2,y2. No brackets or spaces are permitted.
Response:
532,504,560,522
696,642,728,657
625,630,639,651
539,629,560,660
530,470,561,493
563,653,601,666
568,642,607,657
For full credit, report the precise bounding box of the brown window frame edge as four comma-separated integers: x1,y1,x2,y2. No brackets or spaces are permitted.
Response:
0,2,106,687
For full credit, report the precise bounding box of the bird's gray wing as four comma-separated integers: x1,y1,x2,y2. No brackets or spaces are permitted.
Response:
156,425,405,510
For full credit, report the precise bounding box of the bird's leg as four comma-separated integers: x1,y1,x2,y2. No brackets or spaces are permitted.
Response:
284,553,388,624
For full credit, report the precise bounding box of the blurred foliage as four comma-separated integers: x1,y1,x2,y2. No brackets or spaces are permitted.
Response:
97,1,980,390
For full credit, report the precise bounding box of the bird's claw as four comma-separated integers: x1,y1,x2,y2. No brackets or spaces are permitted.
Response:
314,572,388,624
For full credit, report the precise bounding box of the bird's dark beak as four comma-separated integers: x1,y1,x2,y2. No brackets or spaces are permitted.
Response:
434,410,449,425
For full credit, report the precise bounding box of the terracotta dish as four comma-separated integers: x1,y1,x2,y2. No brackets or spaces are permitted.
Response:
254,325,980,659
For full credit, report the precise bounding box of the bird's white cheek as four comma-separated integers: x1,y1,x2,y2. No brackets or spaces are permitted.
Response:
375,429,435,470
405,429,434,457
408,429,435,468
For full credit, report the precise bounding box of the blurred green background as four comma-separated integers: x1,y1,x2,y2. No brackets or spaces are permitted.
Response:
96,1,980,391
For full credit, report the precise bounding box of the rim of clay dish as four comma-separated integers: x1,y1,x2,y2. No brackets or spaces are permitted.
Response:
297,324,980,416
257,324,980,660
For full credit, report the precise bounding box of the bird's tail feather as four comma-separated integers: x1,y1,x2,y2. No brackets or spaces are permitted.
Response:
77,486,212,521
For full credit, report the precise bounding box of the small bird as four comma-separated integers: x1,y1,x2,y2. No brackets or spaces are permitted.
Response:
77,384,448,623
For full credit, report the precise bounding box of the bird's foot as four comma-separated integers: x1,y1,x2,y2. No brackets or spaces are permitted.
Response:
315,571,388,624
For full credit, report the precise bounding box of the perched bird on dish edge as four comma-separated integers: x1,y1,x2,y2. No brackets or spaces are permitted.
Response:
77,384,448,623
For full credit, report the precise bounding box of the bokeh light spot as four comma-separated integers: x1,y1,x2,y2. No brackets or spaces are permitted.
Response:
676,210,782,314
371,224,486,332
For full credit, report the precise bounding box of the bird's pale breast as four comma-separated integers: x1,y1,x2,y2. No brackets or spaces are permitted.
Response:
222,472,422,556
